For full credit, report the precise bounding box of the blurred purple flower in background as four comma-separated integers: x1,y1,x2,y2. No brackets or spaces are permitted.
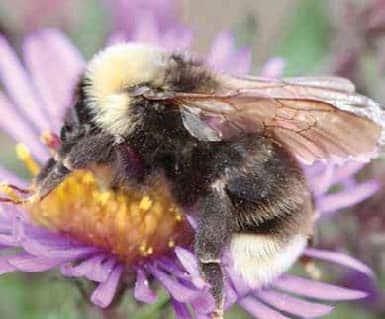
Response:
0,1,381,318
304,162,380,220
106,0,192,50
0,0,78,37
333,167,385,314
334,0,385,88
108,0,176,35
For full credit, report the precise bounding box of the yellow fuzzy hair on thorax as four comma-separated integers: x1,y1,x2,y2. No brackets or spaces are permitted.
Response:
84,43,167,135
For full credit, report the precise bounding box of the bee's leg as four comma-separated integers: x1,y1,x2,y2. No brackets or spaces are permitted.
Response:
195,183,234,319
61,134,114,170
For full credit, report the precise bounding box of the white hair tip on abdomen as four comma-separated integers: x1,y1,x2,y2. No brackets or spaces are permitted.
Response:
229,233,307,288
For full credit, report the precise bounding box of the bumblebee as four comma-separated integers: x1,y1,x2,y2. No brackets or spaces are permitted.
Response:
22,44,385,318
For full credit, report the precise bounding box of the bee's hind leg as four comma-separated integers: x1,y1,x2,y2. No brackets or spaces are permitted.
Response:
195,183,234,319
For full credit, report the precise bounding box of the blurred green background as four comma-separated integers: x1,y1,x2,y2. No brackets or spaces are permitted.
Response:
0,0,384,318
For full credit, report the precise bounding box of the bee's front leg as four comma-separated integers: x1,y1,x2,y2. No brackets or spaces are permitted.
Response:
195,182,234,319
60,134,114,170
31,134,115,201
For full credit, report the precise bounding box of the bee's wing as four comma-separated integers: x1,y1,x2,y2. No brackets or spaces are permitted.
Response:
171,75,385,164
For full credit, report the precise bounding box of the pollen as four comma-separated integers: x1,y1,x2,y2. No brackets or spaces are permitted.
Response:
139,196,153,211
15,145,193,265
15,143,40,176
168,239,175,248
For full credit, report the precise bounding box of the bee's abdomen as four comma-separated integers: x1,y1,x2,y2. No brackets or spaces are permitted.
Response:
224,136,314,238
218,135,314,286
230,232,308,287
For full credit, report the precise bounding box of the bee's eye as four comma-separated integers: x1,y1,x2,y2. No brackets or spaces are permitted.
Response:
60,123,77,142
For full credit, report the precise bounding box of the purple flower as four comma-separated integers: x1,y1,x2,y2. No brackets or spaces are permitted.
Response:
0,0,78,34
304,161,380,219
206,31,252,74
0,28,377,318
0,0,381,315
105,0,193,50
107,0,176,35
334,0,385,80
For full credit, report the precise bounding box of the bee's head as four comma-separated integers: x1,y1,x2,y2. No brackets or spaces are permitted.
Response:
10,44,168,204
0,98,96,205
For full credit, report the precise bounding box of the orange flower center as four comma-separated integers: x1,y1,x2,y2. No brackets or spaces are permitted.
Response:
3,143,193,265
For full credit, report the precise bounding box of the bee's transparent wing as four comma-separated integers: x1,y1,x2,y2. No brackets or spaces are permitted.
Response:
179,105,222,141
172,75,385,164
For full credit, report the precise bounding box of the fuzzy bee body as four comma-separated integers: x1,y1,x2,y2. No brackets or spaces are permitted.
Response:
32,43,385,318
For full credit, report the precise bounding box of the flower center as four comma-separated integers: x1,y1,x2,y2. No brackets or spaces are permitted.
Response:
6,143,193,265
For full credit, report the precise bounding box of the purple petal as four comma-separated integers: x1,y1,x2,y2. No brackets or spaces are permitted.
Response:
149,265,200,303
107,32,127,45
0,222,12,233
110,0,175,34
91,264,123,308
21,237,98,259
131,12,161,46
171,299,193,319
90,256,116,282
0,93,49,162
228,47,252,74
12,213,24,240
206,31,251,74
224,280,238,309
207,31,234,70
175,247,206,288
240,296,290,319
0,206,21,225
161,26,193,50
134,269,157,304
190,289,215,314
157,257,189,279
22,29,84,131
317,180,380,216
274,274,367,300
327,161,365,186
304,249,374,277
341,272,380,303
259,57,285,78
24,226,74,244
257,289,334,318
186,215,197,230
61,255,115,282
307,164,336,196
0,233,23,246
303,162,326,181
226,265,251,297
7,253,64,272
108,0,136,34
0,35,49,131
